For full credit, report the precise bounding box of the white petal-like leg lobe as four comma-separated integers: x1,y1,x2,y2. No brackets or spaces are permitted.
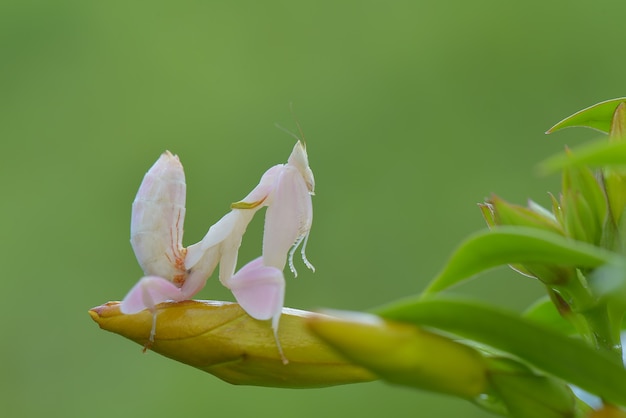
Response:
184,211,240,272
262,165,313,272
185,209,258,289
130,151,187,281
226,257,285,322
120,275,183,314
217,209,258,285
231,165,283,209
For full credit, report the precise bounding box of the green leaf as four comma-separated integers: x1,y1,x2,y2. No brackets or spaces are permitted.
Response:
590,260,626,313
485,357,584,418
523,296,577,335
546,98,626,134
539,139,626,174
423,226,617,294
375,296,626,406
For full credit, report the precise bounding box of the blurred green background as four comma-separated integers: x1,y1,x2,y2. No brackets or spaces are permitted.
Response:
2,0,625,417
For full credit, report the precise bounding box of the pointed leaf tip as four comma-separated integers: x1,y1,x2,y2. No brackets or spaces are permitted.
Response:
547,98,626,135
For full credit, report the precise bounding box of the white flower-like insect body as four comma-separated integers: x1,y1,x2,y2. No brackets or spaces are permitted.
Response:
121,141,315,362
129,151,188,285
226,141,315,360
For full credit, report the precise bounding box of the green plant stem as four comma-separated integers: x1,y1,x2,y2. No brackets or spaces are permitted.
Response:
554,271,623,362
582,304,623,359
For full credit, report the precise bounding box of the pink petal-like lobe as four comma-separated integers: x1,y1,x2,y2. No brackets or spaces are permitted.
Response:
227,257,285,322
120,275,183,314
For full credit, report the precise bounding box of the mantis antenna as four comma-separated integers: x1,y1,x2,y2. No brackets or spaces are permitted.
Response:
274,102,307,145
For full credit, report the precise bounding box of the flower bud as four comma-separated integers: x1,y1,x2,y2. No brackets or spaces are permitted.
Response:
307,310,488,398
89,301,376,388
603,103,626,244
480,196,575,284
561,163,607,246
609,102,626,142
481,195,563,235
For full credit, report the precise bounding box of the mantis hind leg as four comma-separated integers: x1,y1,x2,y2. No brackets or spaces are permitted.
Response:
142,310,158,353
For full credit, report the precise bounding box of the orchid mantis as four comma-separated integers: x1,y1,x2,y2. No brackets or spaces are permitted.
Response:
226,141,315,361
120,141,315,362
121,152,242,316
120,151,237,343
